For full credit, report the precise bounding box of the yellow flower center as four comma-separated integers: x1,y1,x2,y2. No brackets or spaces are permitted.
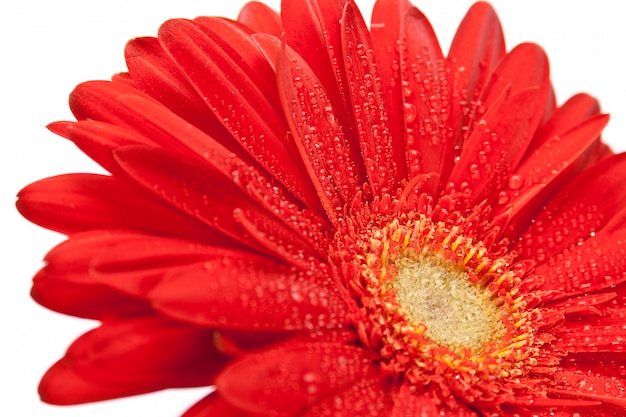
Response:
335,209,538,404
393,255,504,353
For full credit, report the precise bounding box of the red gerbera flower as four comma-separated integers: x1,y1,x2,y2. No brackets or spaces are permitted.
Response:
17,0,626,415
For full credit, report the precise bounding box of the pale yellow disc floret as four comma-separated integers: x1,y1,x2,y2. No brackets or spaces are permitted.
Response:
393,255,504,353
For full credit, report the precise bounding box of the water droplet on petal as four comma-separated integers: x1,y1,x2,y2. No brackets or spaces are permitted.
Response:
508,174,524,190
402,80,413,97
403,103,417,123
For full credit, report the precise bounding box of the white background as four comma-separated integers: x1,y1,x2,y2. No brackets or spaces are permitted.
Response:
2,1,626,416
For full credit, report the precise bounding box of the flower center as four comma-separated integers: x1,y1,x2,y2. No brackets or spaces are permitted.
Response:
393,255,504,353
335,211,538,405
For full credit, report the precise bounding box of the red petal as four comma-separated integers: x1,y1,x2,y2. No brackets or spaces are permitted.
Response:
370,0,413,180
216,342,379,416
113,145,286,253
277,40,364,222
281,0,352,126
39,317,226,405
109,90,327,234
302,376,392,416
545,292,617,317
399,6,451,181
501,402,601,416
554,304,626,352
31,231,220,319
562,352,626,380
149,253,349,331
551,370,626,409
516,153,626,264
69,80,261,178
69,79,156,123
556,321,626,354
480,43,550,124
48,120,152,175
533,227,626,302
449,87,543,204
182,392,253,417
192,16,280,111
124,36,232,143
69,80,313,222
158,19,318,209
527,93,601,153
341,1,397,194
16,174,225,243
32,272,149,320
503,113,610,236
39,357,146,405
86,232,219,298
391,382,477,417
233,208,324,268
448,2,505,149
237,2,283,37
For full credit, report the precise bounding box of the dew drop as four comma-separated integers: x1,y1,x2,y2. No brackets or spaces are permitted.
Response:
402,80,413,97
403,103,417,123
508,174,524,190
497,191,509,205
469,164,481,180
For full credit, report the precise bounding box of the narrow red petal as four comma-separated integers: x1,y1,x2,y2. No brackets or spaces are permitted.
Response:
370,0,413,180
504,113,609,228
233,208,324,268
448,2,505,150
480,43,550,123
31,231,196,319
341,1,397,194
149,254,349,331
48,120,152,175
237,2,283,37
399,6,451,181
551,370,626,409
124,36,232,143
501,402,601,416
69,79,135,122
302,376,392,416
113,145,284,253
182,392,253,417
107,91,324,225
16,174,225,243
39,357,149,405
158,19,318,209
216,342,379,416
545,292,617,317
449,87,543,204
556,320,626,354
391,382,477,416
516,153,626,263
281,0,352,125
562,352,626,380
527,93,601,153
87,232,219,298
192,16,281,111
39,317,226,405
32,273,150,320
533,227,626,302
390,382,435,417
277,40,364,222
69,80,269,189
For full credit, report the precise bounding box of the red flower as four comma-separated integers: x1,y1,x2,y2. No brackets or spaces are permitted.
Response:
17,0,626,415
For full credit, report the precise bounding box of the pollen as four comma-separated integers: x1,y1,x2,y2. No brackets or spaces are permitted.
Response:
393,255,504,353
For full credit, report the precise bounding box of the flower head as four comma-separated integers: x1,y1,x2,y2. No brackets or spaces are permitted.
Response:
17,0,626,415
